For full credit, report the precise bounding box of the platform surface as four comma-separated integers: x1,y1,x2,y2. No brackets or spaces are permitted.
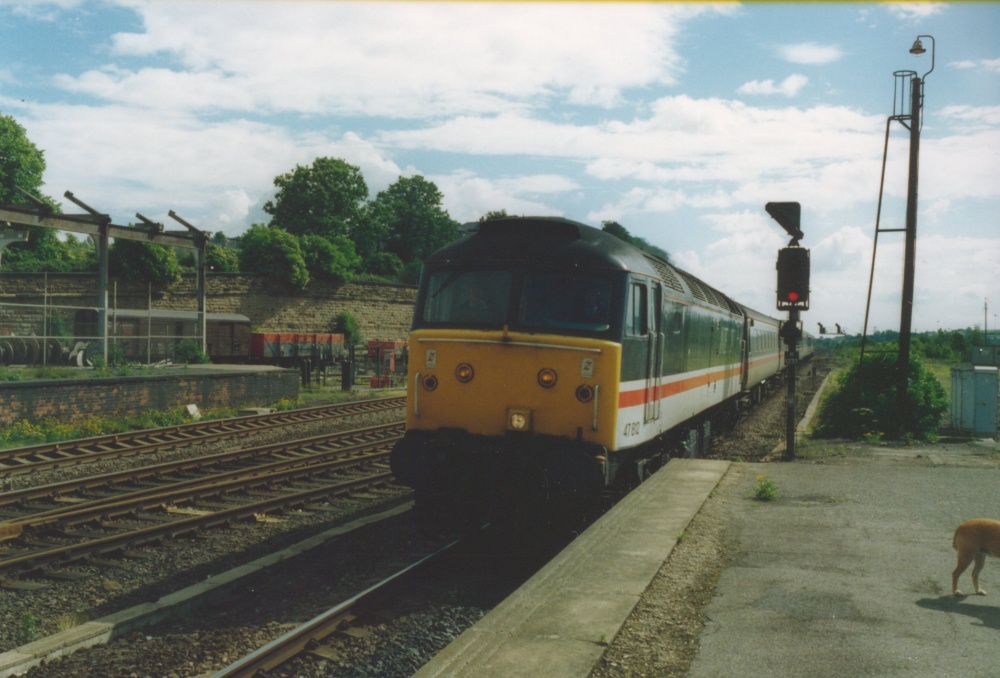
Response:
415,458,730,678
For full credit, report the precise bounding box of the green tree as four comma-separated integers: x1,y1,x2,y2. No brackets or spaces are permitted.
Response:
299,234,360,284
108,239,182,286
482,209,510,221
205,243,240,273
364,251,404,279
0,114,47,205
0,113,72,271
601,220,670,262
62,233,96,271
238,224,309,290
361,175,460,268
263,157,368,239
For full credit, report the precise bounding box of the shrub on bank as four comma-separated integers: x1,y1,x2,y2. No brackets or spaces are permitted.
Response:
813,353,948,442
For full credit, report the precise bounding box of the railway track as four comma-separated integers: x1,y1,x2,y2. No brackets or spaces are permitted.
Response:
0,422,404,582
0,396,405,478
212,539,463,678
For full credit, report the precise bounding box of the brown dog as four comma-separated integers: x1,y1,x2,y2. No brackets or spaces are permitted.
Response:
952,518,1000,596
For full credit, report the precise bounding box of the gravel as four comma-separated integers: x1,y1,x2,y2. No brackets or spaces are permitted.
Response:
4,363,826,677
0,404,408,655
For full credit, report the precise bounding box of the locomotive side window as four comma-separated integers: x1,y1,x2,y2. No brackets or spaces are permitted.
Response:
421,270,512,325
519,272,613,332
626,282,648,336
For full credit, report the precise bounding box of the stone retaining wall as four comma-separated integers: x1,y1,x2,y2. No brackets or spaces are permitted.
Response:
0,273,417,341
0,368,299,426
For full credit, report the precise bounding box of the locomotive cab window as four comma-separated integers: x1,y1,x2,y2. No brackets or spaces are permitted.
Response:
421,270,512,325
518,272,613,333
626,282,648,336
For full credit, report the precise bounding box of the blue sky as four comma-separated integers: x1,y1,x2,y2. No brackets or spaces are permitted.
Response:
1,1,998,336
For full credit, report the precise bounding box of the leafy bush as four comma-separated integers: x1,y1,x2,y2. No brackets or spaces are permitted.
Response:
299,234,361,284
334,311,363,347
814,354,948,441
364,251,404,278
206,243,240,272
0,405,233,449
238,224,310,290
175,339,211,364
109,240,182,286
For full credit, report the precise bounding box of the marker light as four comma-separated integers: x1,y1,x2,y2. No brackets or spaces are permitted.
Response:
507,408,532,431
538,368,557,388
422,374,438,391
455,363,474,383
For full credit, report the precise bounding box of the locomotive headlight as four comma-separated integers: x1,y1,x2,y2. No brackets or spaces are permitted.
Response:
455,363,474,383
537,368,557,388
507,408,532,431
422,374,439,391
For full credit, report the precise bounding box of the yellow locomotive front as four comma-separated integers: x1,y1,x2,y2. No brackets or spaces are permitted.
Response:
406,327,621,451
390,218,636,523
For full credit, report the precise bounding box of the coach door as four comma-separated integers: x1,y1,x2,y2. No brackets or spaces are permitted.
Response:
646,282,663,423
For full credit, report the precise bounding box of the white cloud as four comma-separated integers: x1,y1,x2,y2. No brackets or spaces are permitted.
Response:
921,130,1000,201
952,58,1000,73
778,42,844,65
46,3,730,118
885,3,947,21
432,171,571,223
738,74,809,97
939,105,1000,130
18,99,406,236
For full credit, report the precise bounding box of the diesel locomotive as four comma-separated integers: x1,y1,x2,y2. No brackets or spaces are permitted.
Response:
390,216,812,523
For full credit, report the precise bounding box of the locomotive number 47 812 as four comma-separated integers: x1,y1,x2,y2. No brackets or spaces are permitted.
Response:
622,421,641,437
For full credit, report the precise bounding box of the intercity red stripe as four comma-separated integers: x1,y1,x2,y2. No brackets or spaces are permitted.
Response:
618,364,743,408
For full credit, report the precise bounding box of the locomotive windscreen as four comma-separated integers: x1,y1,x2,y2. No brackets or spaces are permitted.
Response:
419,267,616,334
422,270,512,325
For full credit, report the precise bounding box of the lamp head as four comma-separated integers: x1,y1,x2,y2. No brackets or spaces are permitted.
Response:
909,38,926,55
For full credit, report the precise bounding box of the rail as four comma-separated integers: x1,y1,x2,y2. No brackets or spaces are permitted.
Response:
0,424,406,578
209,539,462,678
0,396,405,477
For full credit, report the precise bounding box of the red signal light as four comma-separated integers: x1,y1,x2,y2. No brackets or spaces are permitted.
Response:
776,246,810,310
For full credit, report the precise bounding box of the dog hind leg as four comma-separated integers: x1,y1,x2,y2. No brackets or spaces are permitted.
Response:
953,550,975,595
970,552,987,595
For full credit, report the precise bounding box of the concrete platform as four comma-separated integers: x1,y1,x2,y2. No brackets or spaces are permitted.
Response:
415,458,730,678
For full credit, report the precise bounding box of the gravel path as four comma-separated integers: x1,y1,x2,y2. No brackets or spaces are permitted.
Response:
592,363,829,677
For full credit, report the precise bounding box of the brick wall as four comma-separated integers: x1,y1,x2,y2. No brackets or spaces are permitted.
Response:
0,273,417,341
0,368,300,426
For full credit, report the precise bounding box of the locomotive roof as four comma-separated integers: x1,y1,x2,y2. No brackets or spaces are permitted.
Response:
429,216,660,276
426,216,763,317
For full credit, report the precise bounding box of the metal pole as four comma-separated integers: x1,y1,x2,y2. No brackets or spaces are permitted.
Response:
898,75,921,402
785,308,799,461
98,223,109,366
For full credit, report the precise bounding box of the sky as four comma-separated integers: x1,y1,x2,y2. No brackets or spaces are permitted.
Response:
1,1,998,337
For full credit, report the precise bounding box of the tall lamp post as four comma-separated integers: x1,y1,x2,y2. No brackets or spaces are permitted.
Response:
898,34,934,404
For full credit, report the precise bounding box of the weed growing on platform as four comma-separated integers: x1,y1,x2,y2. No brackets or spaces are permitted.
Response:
752,475,779,501
18,612,36,646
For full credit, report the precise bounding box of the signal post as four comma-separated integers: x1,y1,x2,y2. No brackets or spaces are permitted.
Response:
767,202,810,460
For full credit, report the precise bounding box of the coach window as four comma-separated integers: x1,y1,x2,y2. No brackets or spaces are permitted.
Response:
626,282,648,336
